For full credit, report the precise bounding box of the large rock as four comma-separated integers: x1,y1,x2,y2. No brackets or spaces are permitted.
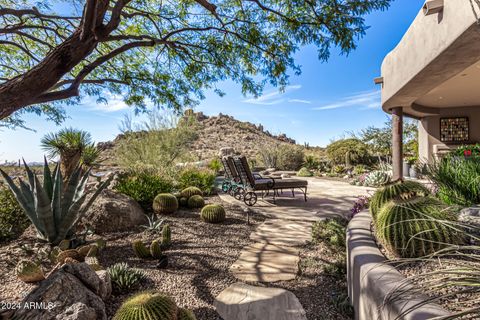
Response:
83,189,146,234
219,147,235,157
13,263,109,320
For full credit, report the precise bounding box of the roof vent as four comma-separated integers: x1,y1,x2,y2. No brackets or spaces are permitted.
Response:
423,0,444,15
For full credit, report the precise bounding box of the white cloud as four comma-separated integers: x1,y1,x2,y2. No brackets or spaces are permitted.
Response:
81,92,131,113
288,99,312,104
243,85,302,105
312,90,381,111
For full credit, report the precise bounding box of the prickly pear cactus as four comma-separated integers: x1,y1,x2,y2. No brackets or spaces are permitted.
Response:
150,240,163,259
187,195,205,209
162,224,171,248
153,193,179,215
180,187,203,199
132,240,152,259
15,260,45,283
200,205,226,223
113,291,178,320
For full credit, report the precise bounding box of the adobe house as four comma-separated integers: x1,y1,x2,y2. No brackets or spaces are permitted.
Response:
377,0,480,180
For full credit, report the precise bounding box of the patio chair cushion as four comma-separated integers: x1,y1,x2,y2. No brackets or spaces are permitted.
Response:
254,178,308,190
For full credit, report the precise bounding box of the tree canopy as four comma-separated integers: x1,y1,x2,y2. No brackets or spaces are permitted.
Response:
0,0,391,127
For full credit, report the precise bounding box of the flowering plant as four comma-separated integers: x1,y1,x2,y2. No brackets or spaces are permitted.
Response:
347,195,371,220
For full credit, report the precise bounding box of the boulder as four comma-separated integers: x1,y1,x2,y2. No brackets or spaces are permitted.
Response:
83,189,146,234
13,263,109,320
219,147,235,157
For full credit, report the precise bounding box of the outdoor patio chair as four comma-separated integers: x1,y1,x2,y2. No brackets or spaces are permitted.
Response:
232,155,308,206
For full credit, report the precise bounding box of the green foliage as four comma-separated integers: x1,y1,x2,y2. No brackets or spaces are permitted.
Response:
150,240,163,259
153,194,179,215
353,165,368,176
425,157,480,206
376,197,463,258
132,240,152,259
180,187,203,199
141,215,165,233
297,167,313,177
200,204,226,223
114,171,174,211
113,291,178,320
304,155,320,170
107,263,145,293
0,160,111,245
162,224,171,248
370,181,430,220
312,217,348,249
187,195,205,209
326,139,370,165
363,170,391,187
177,167,216,195
452,144,480,157
208,158,222,173
0,186,30,242
15,260,45,283
332,165,345,175
178,308,197,320
257,143,305,170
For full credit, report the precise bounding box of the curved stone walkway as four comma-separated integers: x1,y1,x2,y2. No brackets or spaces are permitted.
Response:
215,178,373,320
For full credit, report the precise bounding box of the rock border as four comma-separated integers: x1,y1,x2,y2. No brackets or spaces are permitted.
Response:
346,210,451,320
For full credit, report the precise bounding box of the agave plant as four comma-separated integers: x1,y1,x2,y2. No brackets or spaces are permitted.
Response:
0,158,111,245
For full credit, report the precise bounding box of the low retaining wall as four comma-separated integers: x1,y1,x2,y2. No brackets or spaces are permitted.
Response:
346,211,451,320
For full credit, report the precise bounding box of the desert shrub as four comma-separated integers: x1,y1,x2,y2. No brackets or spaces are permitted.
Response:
114,171,174,211
208,158,222,173
297,167,313,177
353,164,368,175
332,165,345,175
376,197,464,258
176,167,216,195
258,143,305,170
326,138,370,165
0,186,30,242
258,144,279,168
304,155,320,170
425,156,480,206
107,262,145,292
312,217,348,249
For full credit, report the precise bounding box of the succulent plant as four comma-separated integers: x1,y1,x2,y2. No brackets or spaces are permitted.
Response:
178,308,197,320
376,197,464,258
178,197,188,208
56,249,83,264
113,291,178,320
370,181,430,220
153,193,179,215
15,260,45,283
132,240,152,259
85,256,104,271
86,245,98,257
150,240,163,259
297,167,313,177
107,263,145,292
363,170,391,187
161,224,171,248
200,204,226,223
180,186,203,199
63,257,80,264
187,195,205,209
0,158,112,245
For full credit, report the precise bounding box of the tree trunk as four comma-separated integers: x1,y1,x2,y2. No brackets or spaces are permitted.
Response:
61,151,82,183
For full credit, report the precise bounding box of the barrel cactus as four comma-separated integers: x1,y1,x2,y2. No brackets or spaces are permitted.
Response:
178,308,196,320
153,193,179,215
181,187,203,199
132,240,152,259
370,181,430,220
162,224,171,248
376,197,463,258
363,170,391,187
187,195,205,209
200,204,226,223
150,240,163,259
113,291,178,320
178,197,188,208
15,260,45,283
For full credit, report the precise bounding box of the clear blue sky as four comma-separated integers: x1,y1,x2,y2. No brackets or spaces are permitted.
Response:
0,0,424,163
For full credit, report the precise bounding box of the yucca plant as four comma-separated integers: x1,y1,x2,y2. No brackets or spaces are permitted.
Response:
0,159,111,245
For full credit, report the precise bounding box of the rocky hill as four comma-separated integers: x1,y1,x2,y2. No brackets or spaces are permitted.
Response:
97,111,301,166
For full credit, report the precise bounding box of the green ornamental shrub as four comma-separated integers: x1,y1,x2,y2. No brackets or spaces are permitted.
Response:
376,197,464,258
153,193,179,215
200,204,226,223
0,187,30,242
187,195,205,209
177,168,216,195
312,217,348,249
369,181,430,220
180,186,203,199
326,138,370,165
113,291,178,320
297,167,313,177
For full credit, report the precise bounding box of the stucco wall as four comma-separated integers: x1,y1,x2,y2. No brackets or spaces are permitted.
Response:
419,106,480,161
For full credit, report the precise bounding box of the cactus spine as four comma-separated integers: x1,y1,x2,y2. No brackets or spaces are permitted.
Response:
153,193,179,215
181,187,203,199
132,240,152,259
113,291,178,320
162,224,171,248
150,240,163,259
187,195,205,209
200,205,226,223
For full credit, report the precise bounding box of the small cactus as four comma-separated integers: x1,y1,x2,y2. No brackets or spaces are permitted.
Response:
178,308,197,320
179,197,188,207
153,193,179,215
181,187,203,199
15,260,45,283
376,197,464,258
187,195,205,209
370,181,430,220
113,291,178,320
132,240,152,259
162,224,171,248
364,170,391,187
57,249,82,264
150,240,163,259
200,204,226,223
85,256,104,271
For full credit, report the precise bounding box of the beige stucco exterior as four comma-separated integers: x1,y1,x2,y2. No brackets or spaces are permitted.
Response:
380,0,480,163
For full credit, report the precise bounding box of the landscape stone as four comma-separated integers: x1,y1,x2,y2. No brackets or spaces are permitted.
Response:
214,282,307,320
83,189,147,234
230,242,300,282
250,220,312,246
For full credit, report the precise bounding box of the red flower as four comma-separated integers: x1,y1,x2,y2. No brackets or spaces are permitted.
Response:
464,150,472,157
